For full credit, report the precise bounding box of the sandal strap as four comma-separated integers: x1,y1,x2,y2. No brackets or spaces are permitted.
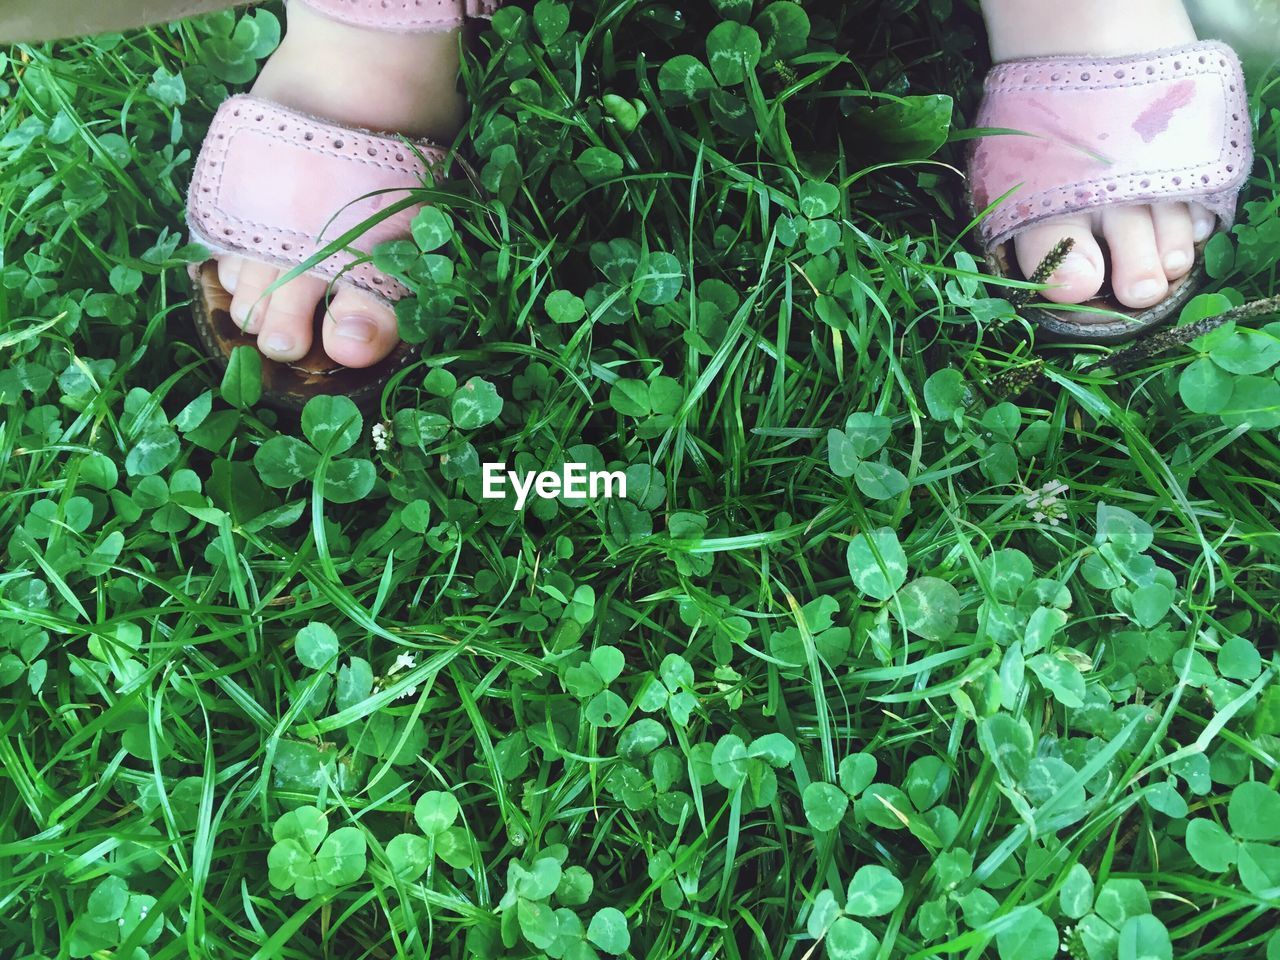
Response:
970,40,1252,252
187,94,445,306
296,0,501,31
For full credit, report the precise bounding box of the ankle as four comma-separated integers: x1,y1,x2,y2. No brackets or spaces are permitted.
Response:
254,5,467,142
981,0,1196,62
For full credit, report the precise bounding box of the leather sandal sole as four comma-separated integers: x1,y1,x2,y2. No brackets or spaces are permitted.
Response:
986,239,1209,344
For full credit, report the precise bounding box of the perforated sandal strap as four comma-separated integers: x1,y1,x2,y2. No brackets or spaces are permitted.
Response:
969,40,1252,252
296,0,501,32
186,95,445,306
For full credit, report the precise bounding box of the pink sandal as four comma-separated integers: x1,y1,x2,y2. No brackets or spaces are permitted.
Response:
969,40,1252,342
186,0,500,408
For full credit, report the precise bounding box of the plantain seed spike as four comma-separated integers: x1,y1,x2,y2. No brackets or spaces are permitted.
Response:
1012,237,1075,308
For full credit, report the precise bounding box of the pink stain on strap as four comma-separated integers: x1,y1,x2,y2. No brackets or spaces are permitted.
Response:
1133,79,1196,143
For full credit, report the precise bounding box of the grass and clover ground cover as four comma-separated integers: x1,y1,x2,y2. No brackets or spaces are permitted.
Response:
2,0,1280,957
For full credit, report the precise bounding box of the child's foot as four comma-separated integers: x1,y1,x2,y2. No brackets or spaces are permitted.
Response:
980,0,1214,308
214,4,465,368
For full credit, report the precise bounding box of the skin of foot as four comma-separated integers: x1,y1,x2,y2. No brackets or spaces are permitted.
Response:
216,4,465,368
980,0,1216,309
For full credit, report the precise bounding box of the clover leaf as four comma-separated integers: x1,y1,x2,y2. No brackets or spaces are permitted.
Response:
301,395,362,455
315,827,367,886
267,808,337,906
294,622,338,671
803,782,849,832
705,22,761,86
411,206,454,252
635,653,697,725
756,1,811,61
450,377,504,431
386,833,431,882
1028,652,1086,708
565,645,635,729
1118,915,1173,960
826,917,877,960
269,805,367,900
798,180,840,219
253,396,375,502
546,289,587,324
1227,781,1280,843
252,438,313,487
414,790,461,837
924,368,968,423
1186,818,1238,872
995,907,1057,960
126,427,180,477
839,753,877,797
1059,863,1095,919
847,528,908,601
844,865,903,917
587,906,631,955
273,805,328,851
894,577,961,642
657,55,717,104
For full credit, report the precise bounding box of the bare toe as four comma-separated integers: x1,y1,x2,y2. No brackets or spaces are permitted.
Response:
217,256,244,296
1190,202,1217,244
322,288,400,369
256,273,329,363
1014,214,1104,304
229,261,280,335
1101,206,1169,309
1151,202,1195,281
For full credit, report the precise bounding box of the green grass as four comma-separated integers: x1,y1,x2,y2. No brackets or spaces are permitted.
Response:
2,1,1280,958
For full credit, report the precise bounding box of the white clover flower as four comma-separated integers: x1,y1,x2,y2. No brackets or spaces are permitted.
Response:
371,421,390,452
1025,479,1069,526
396,686,418,701
391,652,416,673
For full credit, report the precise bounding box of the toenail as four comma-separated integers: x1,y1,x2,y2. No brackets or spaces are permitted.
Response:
1193,219,1214,242
232,304,251,325
335,316,378,343
1055,252,1094,279
1130,279,1164,304
1165,251,1190,274
264,333,294,354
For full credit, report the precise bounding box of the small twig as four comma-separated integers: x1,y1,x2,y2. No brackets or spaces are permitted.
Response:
985,358,1047,401
977,239,1072,401
1011,237,1075,308
987,250,1280,395
1083,294,1280,374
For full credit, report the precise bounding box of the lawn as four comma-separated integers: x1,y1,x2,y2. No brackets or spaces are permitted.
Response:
1,1,1279,958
